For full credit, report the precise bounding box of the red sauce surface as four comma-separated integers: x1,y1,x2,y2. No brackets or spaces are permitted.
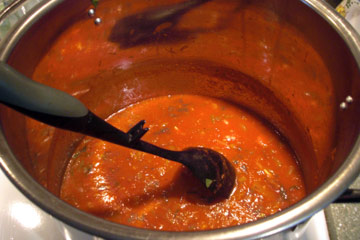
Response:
60,95,305,231
29,0,335,183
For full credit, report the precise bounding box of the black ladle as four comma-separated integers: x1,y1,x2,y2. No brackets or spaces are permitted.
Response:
109,0,211,46
0,62,235,200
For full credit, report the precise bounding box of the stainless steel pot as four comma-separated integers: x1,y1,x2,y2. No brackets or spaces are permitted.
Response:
0,0,359,239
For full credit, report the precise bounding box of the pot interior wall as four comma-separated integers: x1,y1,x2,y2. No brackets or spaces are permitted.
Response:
1,0,359,200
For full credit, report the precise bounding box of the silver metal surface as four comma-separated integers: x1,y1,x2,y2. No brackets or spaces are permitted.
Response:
88,8,94,17
0,0,359,239
340,102,348,109
346,95,354,103
94,17,101,25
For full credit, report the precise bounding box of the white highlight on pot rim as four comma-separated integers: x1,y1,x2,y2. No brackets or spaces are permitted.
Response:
10,202,42,229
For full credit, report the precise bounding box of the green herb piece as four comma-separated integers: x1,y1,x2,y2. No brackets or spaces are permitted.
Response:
127,213,137,223
238,175,247,183
279,186,288,200
72,151,81,159
130,151,144,160
274,158,282,167
83,164,93,174
101,151,110,161
205,178,213,188
210,115,221,123
188,224,196,230
72,145,88,159
178,107,189,112
91,0,99,8
168,145,177,150
289,185,300,191
154,127,170,135
240,164,248,173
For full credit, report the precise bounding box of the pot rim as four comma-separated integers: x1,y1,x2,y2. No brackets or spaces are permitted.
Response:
0,0,360,239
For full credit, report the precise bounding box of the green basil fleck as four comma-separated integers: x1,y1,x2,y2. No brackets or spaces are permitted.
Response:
91,0,99,8
205,178,213,188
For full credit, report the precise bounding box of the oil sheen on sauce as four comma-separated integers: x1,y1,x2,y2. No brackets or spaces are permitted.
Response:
60,95,305,231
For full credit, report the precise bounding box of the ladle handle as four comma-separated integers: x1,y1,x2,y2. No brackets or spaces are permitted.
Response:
0,62,88,118
0,62,180,159
0,62,133,142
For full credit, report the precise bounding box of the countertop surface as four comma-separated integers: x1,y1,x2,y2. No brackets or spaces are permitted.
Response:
325,177,360,240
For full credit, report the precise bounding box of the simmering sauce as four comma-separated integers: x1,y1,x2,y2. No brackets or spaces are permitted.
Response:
60,95,305,231
26,0,336,193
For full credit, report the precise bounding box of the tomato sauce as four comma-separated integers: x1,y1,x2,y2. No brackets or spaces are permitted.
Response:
29,0,335,182
60,95,305,231
21,0,337,232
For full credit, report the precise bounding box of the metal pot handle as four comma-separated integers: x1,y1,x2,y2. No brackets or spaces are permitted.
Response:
334,189,360,203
